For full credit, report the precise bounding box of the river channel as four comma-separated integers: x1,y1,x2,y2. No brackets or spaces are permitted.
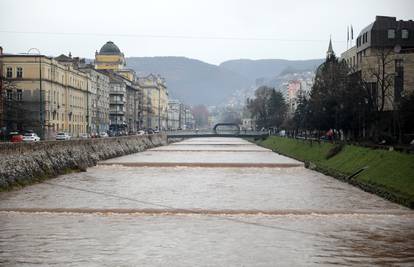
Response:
0,137,413,266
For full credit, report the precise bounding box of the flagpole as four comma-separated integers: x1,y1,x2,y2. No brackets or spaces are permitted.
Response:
347,26,349,50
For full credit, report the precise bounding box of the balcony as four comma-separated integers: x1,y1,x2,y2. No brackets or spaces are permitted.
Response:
109,110,125,115
110,99,126,105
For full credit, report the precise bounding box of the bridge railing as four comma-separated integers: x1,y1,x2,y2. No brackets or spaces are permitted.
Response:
166,129,268,138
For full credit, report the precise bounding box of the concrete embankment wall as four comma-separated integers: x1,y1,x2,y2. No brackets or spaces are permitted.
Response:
0,134,167,191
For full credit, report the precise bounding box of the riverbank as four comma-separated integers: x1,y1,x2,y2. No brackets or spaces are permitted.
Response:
0,134,167,191
258,136,414,208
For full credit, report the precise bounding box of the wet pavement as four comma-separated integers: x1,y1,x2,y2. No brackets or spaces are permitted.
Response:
0,137,413,266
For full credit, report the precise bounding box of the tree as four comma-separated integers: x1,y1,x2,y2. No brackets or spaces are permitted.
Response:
308,54,349,133
400,92,414,142
220,107,241,125
267,89,287,128
305,53,367,140
192,105,209,127
292,92,310,130
247,86,287,129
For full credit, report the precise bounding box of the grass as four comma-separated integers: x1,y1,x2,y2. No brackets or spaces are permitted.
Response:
259,136,414,208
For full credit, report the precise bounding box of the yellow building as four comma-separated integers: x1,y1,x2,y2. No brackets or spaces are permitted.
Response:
95,41,143,132
0,54,89,139
138,74,169,130
94,41,126,71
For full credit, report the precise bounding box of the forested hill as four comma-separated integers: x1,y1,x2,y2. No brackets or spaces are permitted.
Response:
126,57,323,105
127,57,250,105
219,58,323,83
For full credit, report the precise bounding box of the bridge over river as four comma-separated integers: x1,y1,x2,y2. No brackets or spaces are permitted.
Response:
0,137,413,265
166,123,268,139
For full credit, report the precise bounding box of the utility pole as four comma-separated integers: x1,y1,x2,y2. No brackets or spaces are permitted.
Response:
28,48,43,139
86,78,89,135
39,55,43,139
0,46,3,131
158,87,161,130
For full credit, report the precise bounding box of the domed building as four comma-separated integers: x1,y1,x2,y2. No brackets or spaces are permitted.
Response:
94,41,126,70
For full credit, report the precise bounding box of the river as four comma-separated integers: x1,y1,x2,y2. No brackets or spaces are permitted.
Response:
0,137,413,266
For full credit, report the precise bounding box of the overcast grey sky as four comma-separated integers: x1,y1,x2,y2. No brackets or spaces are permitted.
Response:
1,0,413,64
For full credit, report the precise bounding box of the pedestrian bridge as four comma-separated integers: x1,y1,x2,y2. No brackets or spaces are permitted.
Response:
166,124,268,139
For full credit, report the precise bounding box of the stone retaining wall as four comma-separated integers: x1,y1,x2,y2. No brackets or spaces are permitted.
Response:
0,134,167,190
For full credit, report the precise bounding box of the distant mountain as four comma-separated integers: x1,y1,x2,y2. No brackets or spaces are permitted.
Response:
126,57,324,106
219,58,323,83
126,57,250,105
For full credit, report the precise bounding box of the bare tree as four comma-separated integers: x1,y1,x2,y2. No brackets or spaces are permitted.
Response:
364,47,395,113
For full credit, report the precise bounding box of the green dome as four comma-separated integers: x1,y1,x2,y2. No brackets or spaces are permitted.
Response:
99,41,121,54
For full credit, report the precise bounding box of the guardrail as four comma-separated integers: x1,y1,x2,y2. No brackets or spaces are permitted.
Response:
166,130,268,139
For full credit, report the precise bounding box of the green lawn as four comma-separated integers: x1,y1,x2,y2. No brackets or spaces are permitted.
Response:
259,136,414,208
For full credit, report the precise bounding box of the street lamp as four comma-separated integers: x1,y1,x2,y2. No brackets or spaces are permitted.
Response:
27,48,44,139
158,87,161,131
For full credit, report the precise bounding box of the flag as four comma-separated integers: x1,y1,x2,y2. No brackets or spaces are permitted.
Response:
347,26,349,42
351,25,354,40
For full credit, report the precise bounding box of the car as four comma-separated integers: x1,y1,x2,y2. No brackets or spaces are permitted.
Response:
99,132,109,138
80,133,91,139
137,130,145,135
9,132,24,143
22,132,40,142
56,132,71,140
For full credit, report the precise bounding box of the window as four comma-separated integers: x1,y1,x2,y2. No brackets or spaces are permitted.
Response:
16,67,23,78
402,29,409,39
6,67,12,78
16,90,22,101
6,90,12,100
388,29,395,39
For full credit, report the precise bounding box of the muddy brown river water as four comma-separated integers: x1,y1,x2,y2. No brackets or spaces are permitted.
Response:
0,137,413,266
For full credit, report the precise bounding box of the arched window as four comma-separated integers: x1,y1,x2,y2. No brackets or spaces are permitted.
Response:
16,67,23,78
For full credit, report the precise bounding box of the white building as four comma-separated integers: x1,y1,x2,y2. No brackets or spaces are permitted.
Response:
167,99,181,130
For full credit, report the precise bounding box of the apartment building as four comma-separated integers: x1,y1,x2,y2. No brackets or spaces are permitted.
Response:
341,16,414,111
1,53,89,139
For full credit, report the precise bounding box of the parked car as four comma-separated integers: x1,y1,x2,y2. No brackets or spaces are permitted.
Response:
99,132,109,138
22,132,40,142
80,133,91,139
9,132,24,143
137,130,145,135
146,128,154,134
56,132,71,140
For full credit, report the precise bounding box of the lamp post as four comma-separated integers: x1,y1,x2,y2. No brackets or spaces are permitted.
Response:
27,48,43,139
158,87,161,131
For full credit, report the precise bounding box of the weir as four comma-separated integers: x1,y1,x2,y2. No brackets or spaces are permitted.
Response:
0,137,412,265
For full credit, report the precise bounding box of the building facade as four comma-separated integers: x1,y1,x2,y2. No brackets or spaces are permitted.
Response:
79,67,110,135
1,40,168,137
1,54,89,139
95,41,143,134
167,99,180,130
341,16,414,111
181,104,195,129
138,74,168,130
